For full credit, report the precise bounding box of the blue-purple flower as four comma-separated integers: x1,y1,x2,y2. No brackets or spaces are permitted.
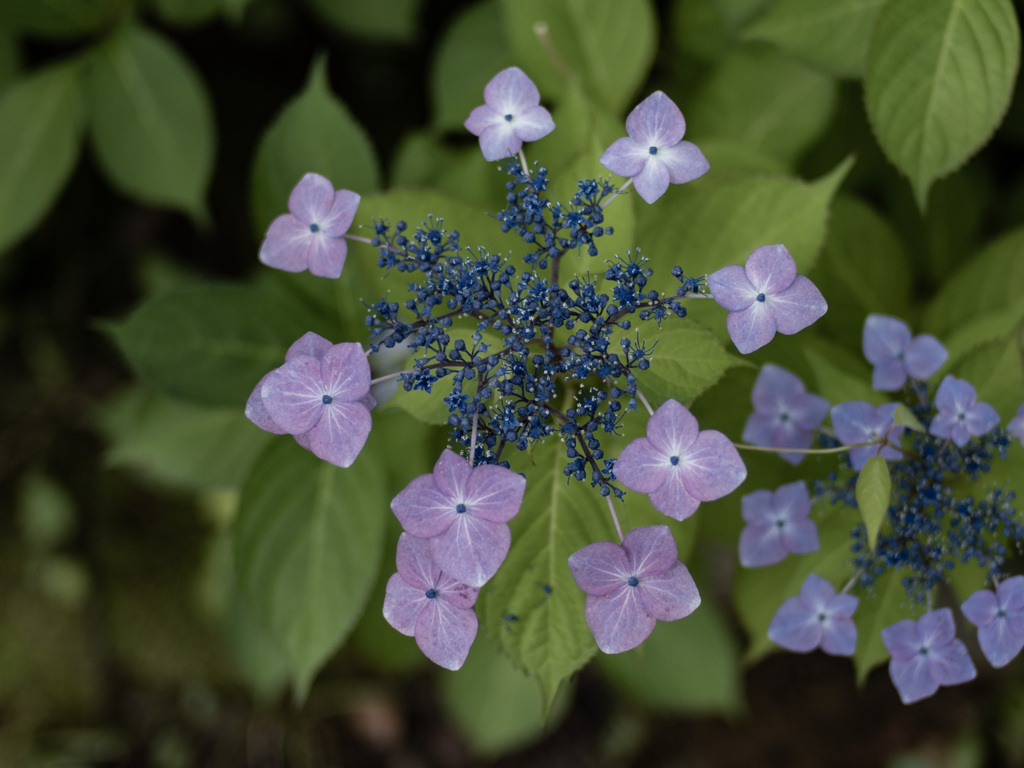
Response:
614,399,746,521
881,608,976,704
1009,403,1024,446
568,525,700,654
390,450,526,588
830,401,904,471
739,481,819,567
742,364,829,466
599,91,709,204
767,573,858,656
707,244,828,354
258,173,360,279
928,375,1000,447
961,576,1024,668
464,67,555,162
862,314,947,391
383,533,479,671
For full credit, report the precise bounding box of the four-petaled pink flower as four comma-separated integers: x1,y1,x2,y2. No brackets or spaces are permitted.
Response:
739,481,819,567
464,67,555,162
928,375,1000,448
862,314,947,392
391,450,526,587
707,244,828,354
767,573,858,656
568,525,700,654
743,364,829,466
599,91,709,204
961,576,1024,668
614,399,746,521
881,608,976,704
259,173,360,279
383,533,479,671
830,401,904,471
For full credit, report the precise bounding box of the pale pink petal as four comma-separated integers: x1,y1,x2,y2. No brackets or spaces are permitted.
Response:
511,105,555,142
568,541,631,597
615,438,670,494
483,67,540,115
464,104,505,136
320,342,371,401
261,355,325,434
465,464,526,523
245,372,288,434
637,561,700,621
657,140,709,184
383,573,426,636
726,303,777,354
707,265,757,312
625,91,686,148
646,399,699,457
320,189,360,236
648,472,701,521
288,173,335,223
478,122,521,161
745,244,797,296
394,533,439,591
306,235,348,279
768,275,828,335
599,137,649,177
305,402,371,468
415,599,478,670
677,430,747,501
430,516,511,588
259,215,315,272
391,475,458,539
621,525,678,578
585,588,656,654
286,332,333,361
632,158,670,204
435,573,480,610
432,449,472,499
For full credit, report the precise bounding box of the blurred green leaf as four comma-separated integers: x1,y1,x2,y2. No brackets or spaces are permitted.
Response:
250,55,381,239
951,328,1024,420
856,456,890,552
864,0,1020,209
500,0,657,114
86,23,215,221
431,0,515,132
0,59,85,255
688,44,838,167
479,439,618,715
598,593,742,716
852,569,908,685
671,0,770,61
743,0,885,78
234,438,388,701
303,0,422,43
17,470,77,550
149,0,223,27
96,385,273,489
892,403,925,433
0,30,18,94
104,279,336,408
0,0,125,38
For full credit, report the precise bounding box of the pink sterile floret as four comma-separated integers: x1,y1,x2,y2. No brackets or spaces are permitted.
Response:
464,67,555,162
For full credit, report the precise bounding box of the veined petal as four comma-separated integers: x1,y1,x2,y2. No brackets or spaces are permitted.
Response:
305,401,371,468
622,525,678,578
431,515,511,588
483,67,540,115
320,189,360,236
415,598,478,670
383,573,426,636
286,331,333,361
465,464,525,523
464,104,505,136
615,438,670,494
511,105,555,142
599,137,649,178
478,122,521,162
261,355,325,434
637,561,700,621
657,140,709,184
568,541,630,597
259,215,315,273
648,472,701,521
904,334,947,380
769,275,828,335
707,265,757,312
288,172,335,223
394,533,439,591
978,619,1024,668
890,655,939,704
726,303,777,354
768,596,823,652
245,372,288,434
678,429,746,501
435,573,480,610
321,342,371,401
625,91,686,148
432,449,472,499
305,233,348,279
745,244,797,296
632,158,671,204
391,475,458,539
647,400,699,456
585,589,656,654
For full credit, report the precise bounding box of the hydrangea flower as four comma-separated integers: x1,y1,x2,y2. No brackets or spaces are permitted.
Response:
614,399,746,521
862,314,948,391
928,375,1000,448
881,608,976,704
1009,403,1024,446
742,364,829,466
830,401,904,471
961,576,1024,668
258,173,360,279
253,339,374,468
464,67,555,162
707,244,828,354
568,525,700,654
390,449,526,587
739,481,819,567
598,91,709,204
383,533,479,671
767,573,858,656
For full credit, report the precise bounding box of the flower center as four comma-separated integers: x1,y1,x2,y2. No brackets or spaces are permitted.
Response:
322,394,333,405
775,520,786,529
504,113,513,122
817,612,827,623
670,455,679,466
917,646,929,656
998,608,1007,619
756,293,766,302
627,576,639,587
425,589,437,599
456,503,467,514
648,146,658,155
958,412,967,421
309,223,320,233
779,412,790,422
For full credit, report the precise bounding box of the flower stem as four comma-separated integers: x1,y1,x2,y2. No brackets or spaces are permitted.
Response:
602,177,633,210
470,409,479,468
635,387,655,417
344,233,376,245
733,440,882,455
518,148,531,181
605,493,624,543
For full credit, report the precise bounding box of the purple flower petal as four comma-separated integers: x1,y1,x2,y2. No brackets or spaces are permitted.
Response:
637,561,700,621
961,589,999,627
430,515,511,588
621,525,678,578
769,574,857,656
568,541,631,597
288,173,335,223
599,137,649,178
390,475,459,539
304,402,371,468
246,372,288,434
677,429,746,501
632,158,671,204
744,244,796,296
738,522,789,567
863,315,911,367
831,401,903,471
394,533,438,591
512,105,556,141
768,595,823,652
647,473,702,520
882,609,976,703
306,234,348,279
613,438,667,494
872,358,910,392
464,104,505,135
625,91,686,147
319,189,360,236
889,654,939,704
726,302,777,354
978,619,1024,668
465,464,526,523
286,332,333,361
466,68,553,161
383,573,428,636
863,314,947,392
927,637,976,686
435,572,480,611
881,617,923,660
821,615,858,656
321,343,371,401
929,375,998,446
964,402,1000,438
477,122,521,162
483,67,540,116
658,141,710,184
768,275,828,335
646,399,699,456
706,265,756,312
1007,404,1024,444
259,215,316,273
261,355,325,434
904,334,947,380
585,588,657,654
432,449,472,500
414,597,478,670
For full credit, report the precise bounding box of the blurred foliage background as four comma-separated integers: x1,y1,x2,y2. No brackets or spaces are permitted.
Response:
2,0,1024,765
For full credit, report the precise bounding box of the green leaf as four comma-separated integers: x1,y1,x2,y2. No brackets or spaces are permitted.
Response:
0,0,126,38
479,440,618,713
951,328,1024,420
855,456,890,551
688,44,838,167
149,0,223,27
95,385,273,489
743,0,886,78
864,0,1021,209
801,336,880,406
891,404,926,433
104,279,336,408
500,0,657,114
250,55,381,239
303,0,422,43
0,60,85,255
86,24,215,221
0,30,19,94
17,470,77,550
431,0,515,132
670,0,771,61
597,592,742,716
440,638,570,756
852,569,910,685
631,321,752,406
234,437,388,700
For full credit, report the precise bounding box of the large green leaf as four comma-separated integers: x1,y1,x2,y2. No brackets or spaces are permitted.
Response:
234,437,388,700
743,0,886,78
303,0,422,43
150,0,223,27
86,24,215,221
851,569,910,685
431,0,515,132
864,0,1020,209
479,440,618,713
250,55,381,239
500,0,657,114
0,0,125,38
688,44,838,167
0,60,85,255
104,279,337,408
670,0,771,61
